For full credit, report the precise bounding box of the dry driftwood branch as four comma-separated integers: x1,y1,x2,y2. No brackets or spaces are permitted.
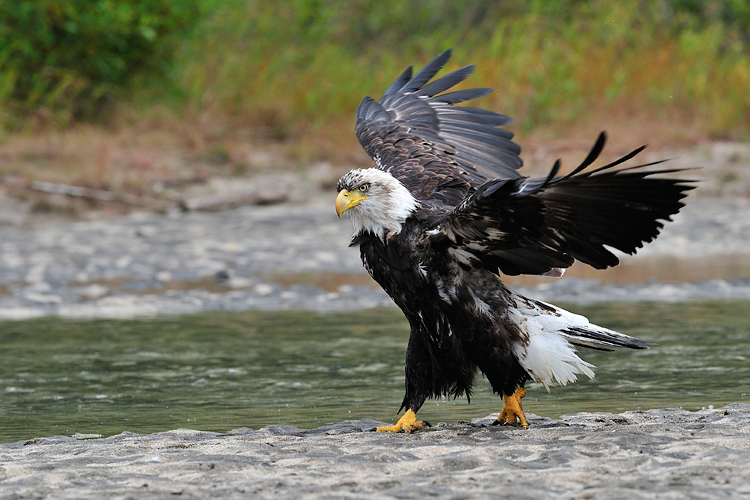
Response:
28,181,175,212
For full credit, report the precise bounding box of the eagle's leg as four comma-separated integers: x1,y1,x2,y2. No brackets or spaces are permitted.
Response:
375,409,431,433
495,387,528,429
375,332,432,433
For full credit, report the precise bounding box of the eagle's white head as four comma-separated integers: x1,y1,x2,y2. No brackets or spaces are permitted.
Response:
335,168,419,239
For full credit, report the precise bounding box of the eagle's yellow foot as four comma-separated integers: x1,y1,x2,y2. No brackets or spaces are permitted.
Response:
495,387,529,429
376,409,431,433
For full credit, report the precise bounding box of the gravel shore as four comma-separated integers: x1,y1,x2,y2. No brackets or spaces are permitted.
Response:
0,196,749,320
2,404,749,499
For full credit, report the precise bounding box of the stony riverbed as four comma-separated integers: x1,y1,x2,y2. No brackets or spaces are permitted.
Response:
0,197,749,320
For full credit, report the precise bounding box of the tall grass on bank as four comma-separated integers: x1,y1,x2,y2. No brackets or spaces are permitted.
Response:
2,0,750,162
173,0,750,160
0,0,207,130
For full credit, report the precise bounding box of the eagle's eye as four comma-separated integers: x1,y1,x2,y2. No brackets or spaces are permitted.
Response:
359,184,369,193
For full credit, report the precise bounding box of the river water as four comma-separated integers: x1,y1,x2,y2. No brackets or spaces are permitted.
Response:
1,300,748,442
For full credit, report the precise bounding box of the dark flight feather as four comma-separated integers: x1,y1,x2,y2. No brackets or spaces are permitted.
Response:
382,66,413,98
562,326,654,351
400,49,453,92
563,132,607,178
415,65,477,97
431,88,494,104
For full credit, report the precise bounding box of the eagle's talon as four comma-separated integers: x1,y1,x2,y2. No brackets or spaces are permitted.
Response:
496,387,529,429
375,409,428,434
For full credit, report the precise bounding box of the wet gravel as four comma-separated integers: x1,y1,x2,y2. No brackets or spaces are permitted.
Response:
0,197,749,319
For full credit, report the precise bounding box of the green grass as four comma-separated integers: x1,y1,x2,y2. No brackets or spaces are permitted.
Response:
165,0,750,161
3,0,750,163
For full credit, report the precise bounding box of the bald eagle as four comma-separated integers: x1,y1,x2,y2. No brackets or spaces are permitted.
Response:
335,49,693,432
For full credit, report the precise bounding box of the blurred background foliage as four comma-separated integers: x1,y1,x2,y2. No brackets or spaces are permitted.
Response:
0,0,207,129
1,0,749,152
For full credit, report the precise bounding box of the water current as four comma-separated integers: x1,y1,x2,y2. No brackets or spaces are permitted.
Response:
1,301,748,442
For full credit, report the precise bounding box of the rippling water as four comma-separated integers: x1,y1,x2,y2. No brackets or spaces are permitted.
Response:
1,301,748,442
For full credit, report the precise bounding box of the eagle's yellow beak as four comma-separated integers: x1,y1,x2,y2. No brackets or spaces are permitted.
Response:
336,189,367,218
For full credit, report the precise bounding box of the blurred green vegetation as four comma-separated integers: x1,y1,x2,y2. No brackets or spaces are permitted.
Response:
0,0,205,129
2,0,750,146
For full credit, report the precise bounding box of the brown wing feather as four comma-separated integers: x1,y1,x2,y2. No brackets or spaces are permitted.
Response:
355,49,522,210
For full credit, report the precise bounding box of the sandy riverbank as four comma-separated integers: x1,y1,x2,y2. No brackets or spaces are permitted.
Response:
2,404,749,499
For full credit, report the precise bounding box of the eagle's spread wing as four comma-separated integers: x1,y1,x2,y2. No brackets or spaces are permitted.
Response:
354,50,694,276
355,49,522,209
423,132,696,276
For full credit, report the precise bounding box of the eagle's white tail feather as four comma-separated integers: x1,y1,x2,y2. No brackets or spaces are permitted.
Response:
509,298,597,391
